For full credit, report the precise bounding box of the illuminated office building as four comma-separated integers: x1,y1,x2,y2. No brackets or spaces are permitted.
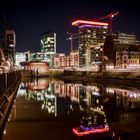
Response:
72,20,108,67
104,32,140,69
15,52,26,68
40,31,56,66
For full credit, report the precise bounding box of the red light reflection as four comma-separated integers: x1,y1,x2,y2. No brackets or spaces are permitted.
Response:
72,126,110,136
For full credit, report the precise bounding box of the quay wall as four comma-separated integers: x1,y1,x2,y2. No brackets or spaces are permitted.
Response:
21,69,140,85
21,69,140,80
61,70,140,86
63,70,140,79
0,70,21,134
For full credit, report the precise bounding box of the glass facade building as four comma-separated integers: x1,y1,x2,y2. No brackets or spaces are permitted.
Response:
72,20,108,67
40,31,56,66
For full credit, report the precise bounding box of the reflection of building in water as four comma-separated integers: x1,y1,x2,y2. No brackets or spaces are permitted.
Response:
106,87,140,110
54,82,81,103
20,79,57,117
23,78,49,90
20,80,104,119
73,86,109,136
41,93,56,116
19,80,82,117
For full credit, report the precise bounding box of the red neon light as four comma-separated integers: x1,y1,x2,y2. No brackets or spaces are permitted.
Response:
72,20,108,26
72,127,110,137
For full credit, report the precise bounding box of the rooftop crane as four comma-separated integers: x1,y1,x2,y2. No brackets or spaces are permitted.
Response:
94,11,119,33
66,32,78,51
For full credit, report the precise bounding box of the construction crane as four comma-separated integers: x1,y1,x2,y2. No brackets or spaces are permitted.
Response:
66,32,78,51
94,11,119,33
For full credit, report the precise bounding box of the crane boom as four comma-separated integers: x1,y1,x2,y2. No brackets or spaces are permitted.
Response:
66,32,78,50
94,11,119,33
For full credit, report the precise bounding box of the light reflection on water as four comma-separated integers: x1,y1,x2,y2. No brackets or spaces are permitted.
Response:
2,78,140,140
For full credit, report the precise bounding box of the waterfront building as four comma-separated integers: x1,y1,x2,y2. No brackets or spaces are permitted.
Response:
69,49,79,68
31,52,44,61
66,55,70,67
16,51,40,69
53,54,60,68
15,52,26,68
53,53,65,68
104,32,140,69
40,31,56,67
53,50,79,69
3,30,16,63
72,20,108,67
20,61,49,74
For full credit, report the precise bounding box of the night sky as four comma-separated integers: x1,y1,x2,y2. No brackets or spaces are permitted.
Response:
0,0,140,54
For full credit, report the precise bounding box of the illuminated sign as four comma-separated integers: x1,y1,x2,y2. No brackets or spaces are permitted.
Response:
72,20,108,26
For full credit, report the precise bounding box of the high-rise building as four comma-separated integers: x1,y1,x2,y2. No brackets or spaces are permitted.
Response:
40,31,56,66
3,30,16,63
104,32,140,69
72,20,108,67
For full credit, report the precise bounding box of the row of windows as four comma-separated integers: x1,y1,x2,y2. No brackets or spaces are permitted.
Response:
41,48,55,52
79,30,107,34
128,60,139,64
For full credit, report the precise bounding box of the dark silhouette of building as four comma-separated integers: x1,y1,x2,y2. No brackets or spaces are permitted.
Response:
3,30,16,64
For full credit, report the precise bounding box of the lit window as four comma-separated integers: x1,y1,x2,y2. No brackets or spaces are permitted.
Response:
47,38,51,42
96,99,99,103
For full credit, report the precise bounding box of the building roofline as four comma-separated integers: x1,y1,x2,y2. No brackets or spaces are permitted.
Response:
72,20,108,26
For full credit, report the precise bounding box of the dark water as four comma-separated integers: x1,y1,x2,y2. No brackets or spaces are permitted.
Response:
1,78,140,140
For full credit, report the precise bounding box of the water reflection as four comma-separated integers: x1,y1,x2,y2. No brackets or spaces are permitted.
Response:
106,87,140,110
7,78,140,139
19,79,57,117
73,86,110,137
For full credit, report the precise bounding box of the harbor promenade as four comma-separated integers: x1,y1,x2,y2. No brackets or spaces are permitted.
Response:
0,70,21,135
